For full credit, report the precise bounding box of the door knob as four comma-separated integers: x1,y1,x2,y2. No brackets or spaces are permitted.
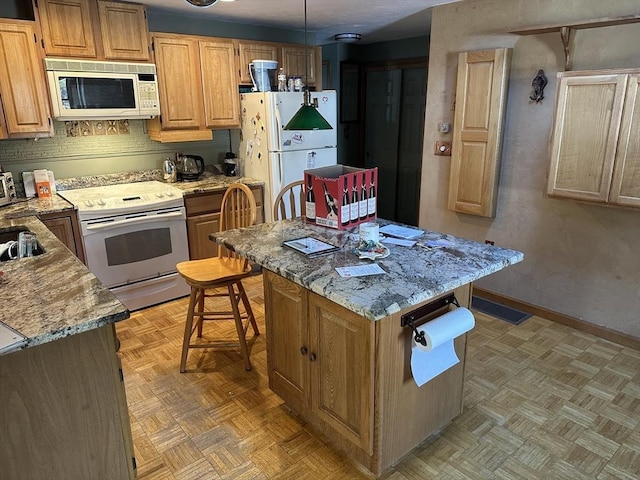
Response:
309,352,317,361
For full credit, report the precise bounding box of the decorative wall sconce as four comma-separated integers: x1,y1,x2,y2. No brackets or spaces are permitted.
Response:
530,69,548,103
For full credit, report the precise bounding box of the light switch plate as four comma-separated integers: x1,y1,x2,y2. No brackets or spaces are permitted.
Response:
434,141,452,156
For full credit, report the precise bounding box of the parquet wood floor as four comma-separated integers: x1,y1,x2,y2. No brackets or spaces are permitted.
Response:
117,275,640,479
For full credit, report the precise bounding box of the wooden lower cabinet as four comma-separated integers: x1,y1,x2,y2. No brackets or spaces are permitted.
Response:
0,324,135,479
185,185,264,260
263,270,471,476
39,211,86,263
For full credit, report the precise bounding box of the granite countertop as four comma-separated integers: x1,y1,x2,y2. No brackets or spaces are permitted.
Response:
1,171,264,219
212,218,524,321
0,216,128,354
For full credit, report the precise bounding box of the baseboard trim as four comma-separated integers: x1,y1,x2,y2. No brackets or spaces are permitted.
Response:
473,287,640,351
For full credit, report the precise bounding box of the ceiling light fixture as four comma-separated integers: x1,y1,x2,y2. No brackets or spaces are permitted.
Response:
184,0,219,7
334,33,362,43
284,0,333,131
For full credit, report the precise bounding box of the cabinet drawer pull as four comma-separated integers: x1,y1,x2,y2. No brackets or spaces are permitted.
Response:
300,346,308,355
309,352,317,361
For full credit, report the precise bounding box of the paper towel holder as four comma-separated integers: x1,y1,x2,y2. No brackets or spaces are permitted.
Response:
401,293,460,346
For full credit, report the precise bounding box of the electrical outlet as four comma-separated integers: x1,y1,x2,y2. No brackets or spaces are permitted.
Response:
485,240,495,245
434,141,452,156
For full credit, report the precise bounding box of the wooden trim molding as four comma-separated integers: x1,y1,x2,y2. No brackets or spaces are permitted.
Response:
473,287,640,351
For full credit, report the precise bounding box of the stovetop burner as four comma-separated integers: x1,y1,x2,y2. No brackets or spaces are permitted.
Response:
58,181,185,220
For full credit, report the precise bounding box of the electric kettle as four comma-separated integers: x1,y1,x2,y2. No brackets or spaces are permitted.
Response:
176,154,205,181
163,158,177,183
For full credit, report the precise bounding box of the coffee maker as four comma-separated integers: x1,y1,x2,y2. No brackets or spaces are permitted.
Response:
175,153,204,181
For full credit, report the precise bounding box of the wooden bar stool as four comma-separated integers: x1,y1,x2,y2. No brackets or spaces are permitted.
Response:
176,183,260,372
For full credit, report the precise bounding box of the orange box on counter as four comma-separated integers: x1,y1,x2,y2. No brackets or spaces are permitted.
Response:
33,169,52,198
304,165,378,229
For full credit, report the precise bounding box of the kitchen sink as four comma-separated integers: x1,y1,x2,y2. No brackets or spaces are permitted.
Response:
0,226,45,261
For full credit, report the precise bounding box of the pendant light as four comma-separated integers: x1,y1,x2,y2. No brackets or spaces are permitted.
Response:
185,0,219,6
284,0,333,131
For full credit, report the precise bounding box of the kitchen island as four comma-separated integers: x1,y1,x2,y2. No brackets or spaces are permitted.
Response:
212,218,524,477
0,216,135,479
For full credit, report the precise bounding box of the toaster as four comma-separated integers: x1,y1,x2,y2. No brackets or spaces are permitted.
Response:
0,172,16,206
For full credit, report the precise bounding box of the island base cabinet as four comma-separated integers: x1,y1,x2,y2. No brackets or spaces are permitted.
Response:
0,324,135,479
263,269,471,477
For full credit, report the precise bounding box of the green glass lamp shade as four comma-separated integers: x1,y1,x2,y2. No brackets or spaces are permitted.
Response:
284,104,333,130
283,91,333,130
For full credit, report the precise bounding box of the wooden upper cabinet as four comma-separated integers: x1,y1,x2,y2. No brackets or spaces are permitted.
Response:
281,45,321,88
152,34,203,130
148,33,241,142
236,40,322,90
36,0,97,58
610,74,640,207
98,1,149,61
448,48,511,217
547,69,640,208
0,20,52,138
199,39,240,129
35,0,150,61
237,40,279,84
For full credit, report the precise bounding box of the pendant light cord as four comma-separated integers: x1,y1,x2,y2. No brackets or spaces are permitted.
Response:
304,0,308,100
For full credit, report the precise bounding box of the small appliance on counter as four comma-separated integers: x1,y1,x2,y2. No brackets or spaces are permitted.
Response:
163,157,177,183
223,152,237,177
0,169,16,207
175,153,205,181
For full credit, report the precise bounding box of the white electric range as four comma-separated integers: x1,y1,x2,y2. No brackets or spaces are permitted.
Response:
58,181,190,310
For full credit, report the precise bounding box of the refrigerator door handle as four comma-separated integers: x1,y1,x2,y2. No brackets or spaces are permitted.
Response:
278,153,284,186
274,102,283,149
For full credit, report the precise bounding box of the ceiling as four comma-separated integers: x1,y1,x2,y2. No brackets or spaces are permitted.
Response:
136,0,462,45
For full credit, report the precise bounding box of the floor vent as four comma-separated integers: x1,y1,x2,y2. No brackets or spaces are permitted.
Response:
471,296,532,325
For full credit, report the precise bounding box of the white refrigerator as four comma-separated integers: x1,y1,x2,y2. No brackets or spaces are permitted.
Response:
239,90,337,222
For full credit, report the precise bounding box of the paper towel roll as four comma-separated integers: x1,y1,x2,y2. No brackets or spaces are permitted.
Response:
411,307,475,387
414,307,475,352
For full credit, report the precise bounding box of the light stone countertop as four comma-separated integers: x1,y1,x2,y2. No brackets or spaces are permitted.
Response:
212,218,525,321
1,171,264,219
0,216,128,354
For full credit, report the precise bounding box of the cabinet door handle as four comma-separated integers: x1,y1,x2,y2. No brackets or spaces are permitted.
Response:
300,346,308,355
309,352,317,362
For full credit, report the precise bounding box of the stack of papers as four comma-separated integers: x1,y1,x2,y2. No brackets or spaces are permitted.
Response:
379,225,424,239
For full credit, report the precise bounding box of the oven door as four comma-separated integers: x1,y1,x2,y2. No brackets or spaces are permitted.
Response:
80,207,189,288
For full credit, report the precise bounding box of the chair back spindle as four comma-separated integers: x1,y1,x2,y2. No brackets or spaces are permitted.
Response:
273,180,306,221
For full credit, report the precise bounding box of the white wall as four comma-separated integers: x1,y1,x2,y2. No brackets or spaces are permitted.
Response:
421,0,640,337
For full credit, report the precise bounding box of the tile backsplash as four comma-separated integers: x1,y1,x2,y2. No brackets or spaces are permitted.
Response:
0,120,239,193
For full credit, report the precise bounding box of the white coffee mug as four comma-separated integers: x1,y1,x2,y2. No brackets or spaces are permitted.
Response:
359,222,379,243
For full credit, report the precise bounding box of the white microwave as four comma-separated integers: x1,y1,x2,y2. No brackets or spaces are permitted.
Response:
45,58,161,121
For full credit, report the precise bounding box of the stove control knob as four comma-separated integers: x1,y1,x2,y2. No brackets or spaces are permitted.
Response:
155,192,164,198
85,200,95,207
97,198,106,206
166,190,175,197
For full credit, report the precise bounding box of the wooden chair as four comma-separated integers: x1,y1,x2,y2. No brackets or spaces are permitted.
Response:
176,183,260,373
273,180,305,220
